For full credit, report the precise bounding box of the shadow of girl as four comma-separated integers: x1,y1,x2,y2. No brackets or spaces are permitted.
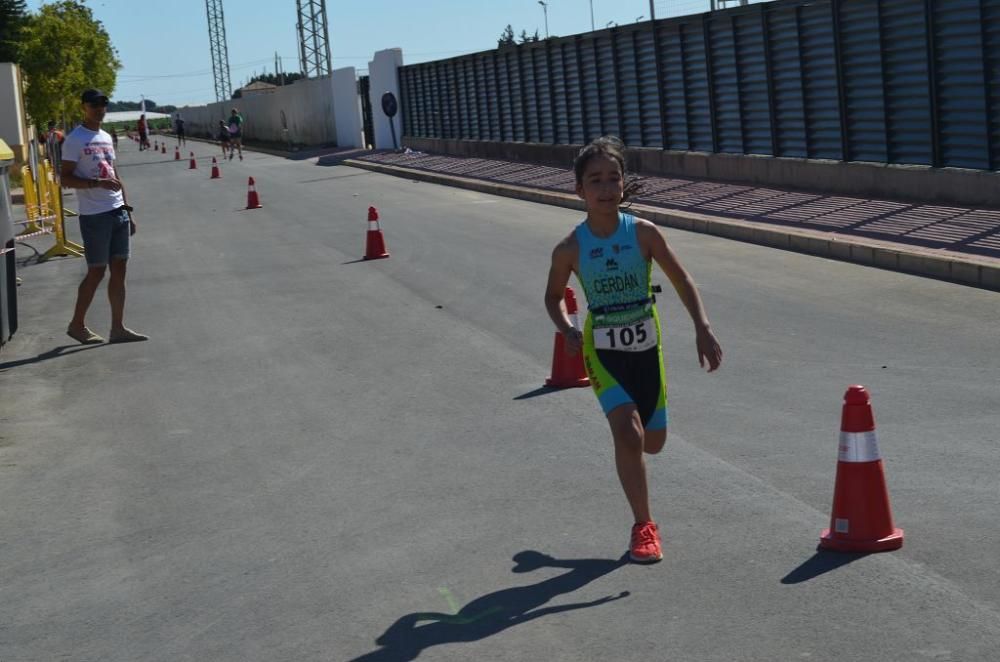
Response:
350,550,630,662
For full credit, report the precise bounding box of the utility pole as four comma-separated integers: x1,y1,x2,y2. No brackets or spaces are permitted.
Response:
590,0,595,31
649,0,655,21
538,1,549,38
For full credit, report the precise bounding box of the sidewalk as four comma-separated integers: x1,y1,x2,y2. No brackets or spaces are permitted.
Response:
344,150,1000,291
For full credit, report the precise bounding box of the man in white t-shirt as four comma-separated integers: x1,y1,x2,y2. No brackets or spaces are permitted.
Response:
60,88,147,344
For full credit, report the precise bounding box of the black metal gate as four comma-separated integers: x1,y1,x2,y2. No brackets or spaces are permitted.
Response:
358,75,374,149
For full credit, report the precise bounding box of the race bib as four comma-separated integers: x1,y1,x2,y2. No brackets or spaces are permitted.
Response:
593,316,657,352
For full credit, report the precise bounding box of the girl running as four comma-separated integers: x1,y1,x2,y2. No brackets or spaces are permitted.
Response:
544,136,723,564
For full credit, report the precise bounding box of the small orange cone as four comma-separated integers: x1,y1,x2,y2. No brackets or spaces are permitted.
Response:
188,152,197,169
246,176,262,209
545,287,590,388
210,157,221,179
820,386,903,552
175,147,180,160
363,206,390,260
161,143,166,154
154,140,158,150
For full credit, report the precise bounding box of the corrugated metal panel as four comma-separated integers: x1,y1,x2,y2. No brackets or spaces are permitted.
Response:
659,23,690,150
522,48,540,142
839,0,888,162
735,10,773,154
880,0,933,164
710,15,744,153
564,41,586,144
636,27,662,148
799,1,841,159
474,56,489,140
507,51,526,142
483,55,500,141
407,67,421,137
550,45,570,144
767,5,807,157
577,39,600,140
596,35,620,137
933,0,990,169
534,47,555,143
682,21,714,152
984,0,1000,169
615,29,642,145
431,64,445,138
441,62,455,139
398,69,412,136
497,53,513,141
463,58,478,139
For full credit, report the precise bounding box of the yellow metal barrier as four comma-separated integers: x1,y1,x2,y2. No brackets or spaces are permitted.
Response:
40,161,84,261
16,165,44,235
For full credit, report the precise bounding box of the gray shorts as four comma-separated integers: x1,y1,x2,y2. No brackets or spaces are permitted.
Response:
79,207,130,267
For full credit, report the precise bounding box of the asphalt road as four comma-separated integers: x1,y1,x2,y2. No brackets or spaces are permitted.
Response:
2,140,999,662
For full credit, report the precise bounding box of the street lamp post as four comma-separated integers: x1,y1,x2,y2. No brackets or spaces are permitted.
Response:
589,0,595,31
538,1,549,39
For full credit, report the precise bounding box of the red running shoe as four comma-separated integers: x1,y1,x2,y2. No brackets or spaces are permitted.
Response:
629,521,663,563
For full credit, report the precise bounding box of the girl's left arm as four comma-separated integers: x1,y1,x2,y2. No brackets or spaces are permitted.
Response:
639,220,722,372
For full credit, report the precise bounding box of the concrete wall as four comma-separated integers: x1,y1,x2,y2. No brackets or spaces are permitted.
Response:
179,75,339,146
331,67,364,149
0,64,28,163
402,137,1000,209
368,49,403,150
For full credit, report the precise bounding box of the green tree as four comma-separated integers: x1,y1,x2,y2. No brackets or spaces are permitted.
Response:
498,24,515,47
0,0,27,62
19,1,120,127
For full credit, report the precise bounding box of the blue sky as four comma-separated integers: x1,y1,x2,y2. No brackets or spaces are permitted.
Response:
26,0,732,107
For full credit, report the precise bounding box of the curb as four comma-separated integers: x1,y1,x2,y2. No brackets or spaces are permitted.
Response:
343,159,1000,293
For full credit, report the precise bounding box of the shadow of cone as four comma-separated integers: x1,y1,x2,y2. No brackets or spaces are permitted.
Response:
363,206,390,260
545,287,590,388
246,176,262,209
820,385,903,553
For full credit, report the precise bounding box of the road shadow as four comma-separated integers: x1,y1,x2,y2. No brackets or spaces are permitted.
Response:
349,550,629,662
513,386,560,400
781,547,870,584
0,343,104,371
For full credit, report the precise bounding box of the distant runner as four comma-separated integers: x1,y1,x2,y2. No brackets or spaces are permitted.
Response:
228,107,244,161
174,112,186,147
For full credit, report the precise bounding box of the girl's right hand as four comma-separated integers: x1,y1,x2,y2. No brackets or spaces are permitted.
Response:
563,328,583,356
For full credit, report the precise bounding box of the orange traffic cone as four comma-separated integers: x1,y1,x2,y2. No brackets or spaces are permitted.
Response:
153,140,158,150
174,147,180,160
188,152,197,169
161,143,166,154
820,386,903,552
246,176,262,209
545,287,590,388
210,157,221,179
363,206,390,260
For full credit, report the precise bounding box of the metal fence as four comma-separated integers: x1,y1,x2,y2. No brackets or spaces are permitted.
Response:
399,0,1000,171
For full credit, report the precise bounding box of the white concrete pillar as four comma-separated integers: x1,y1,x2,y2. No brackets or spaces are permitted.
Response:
332,67,365,148
0,63,28,161
368,48,403,150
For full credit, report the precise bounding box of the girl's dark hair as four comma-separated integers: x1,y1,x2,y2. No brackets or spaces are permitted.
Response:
573,135,643,204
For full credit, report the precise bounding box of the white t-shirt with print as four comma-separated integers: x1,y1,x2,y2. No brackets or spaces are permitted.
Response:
62,125,125,215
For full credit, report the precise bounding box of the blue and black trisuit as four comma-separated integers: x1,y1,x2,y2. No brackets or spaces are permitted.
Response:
576,211,667,430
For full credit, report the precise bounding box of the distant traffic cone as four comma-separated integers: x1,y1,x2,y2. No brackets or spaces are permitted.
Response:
174,147,180,160
545,287,590,388
210,157,221,179
161,143,166,154
820,386,903,552
363,206,389,260
188,152,197,169
154,140,158,150
246,176,262,209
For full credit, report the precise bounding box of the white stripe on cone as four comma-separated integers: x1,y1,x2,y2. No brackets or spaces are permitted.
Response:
838,430,881,463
